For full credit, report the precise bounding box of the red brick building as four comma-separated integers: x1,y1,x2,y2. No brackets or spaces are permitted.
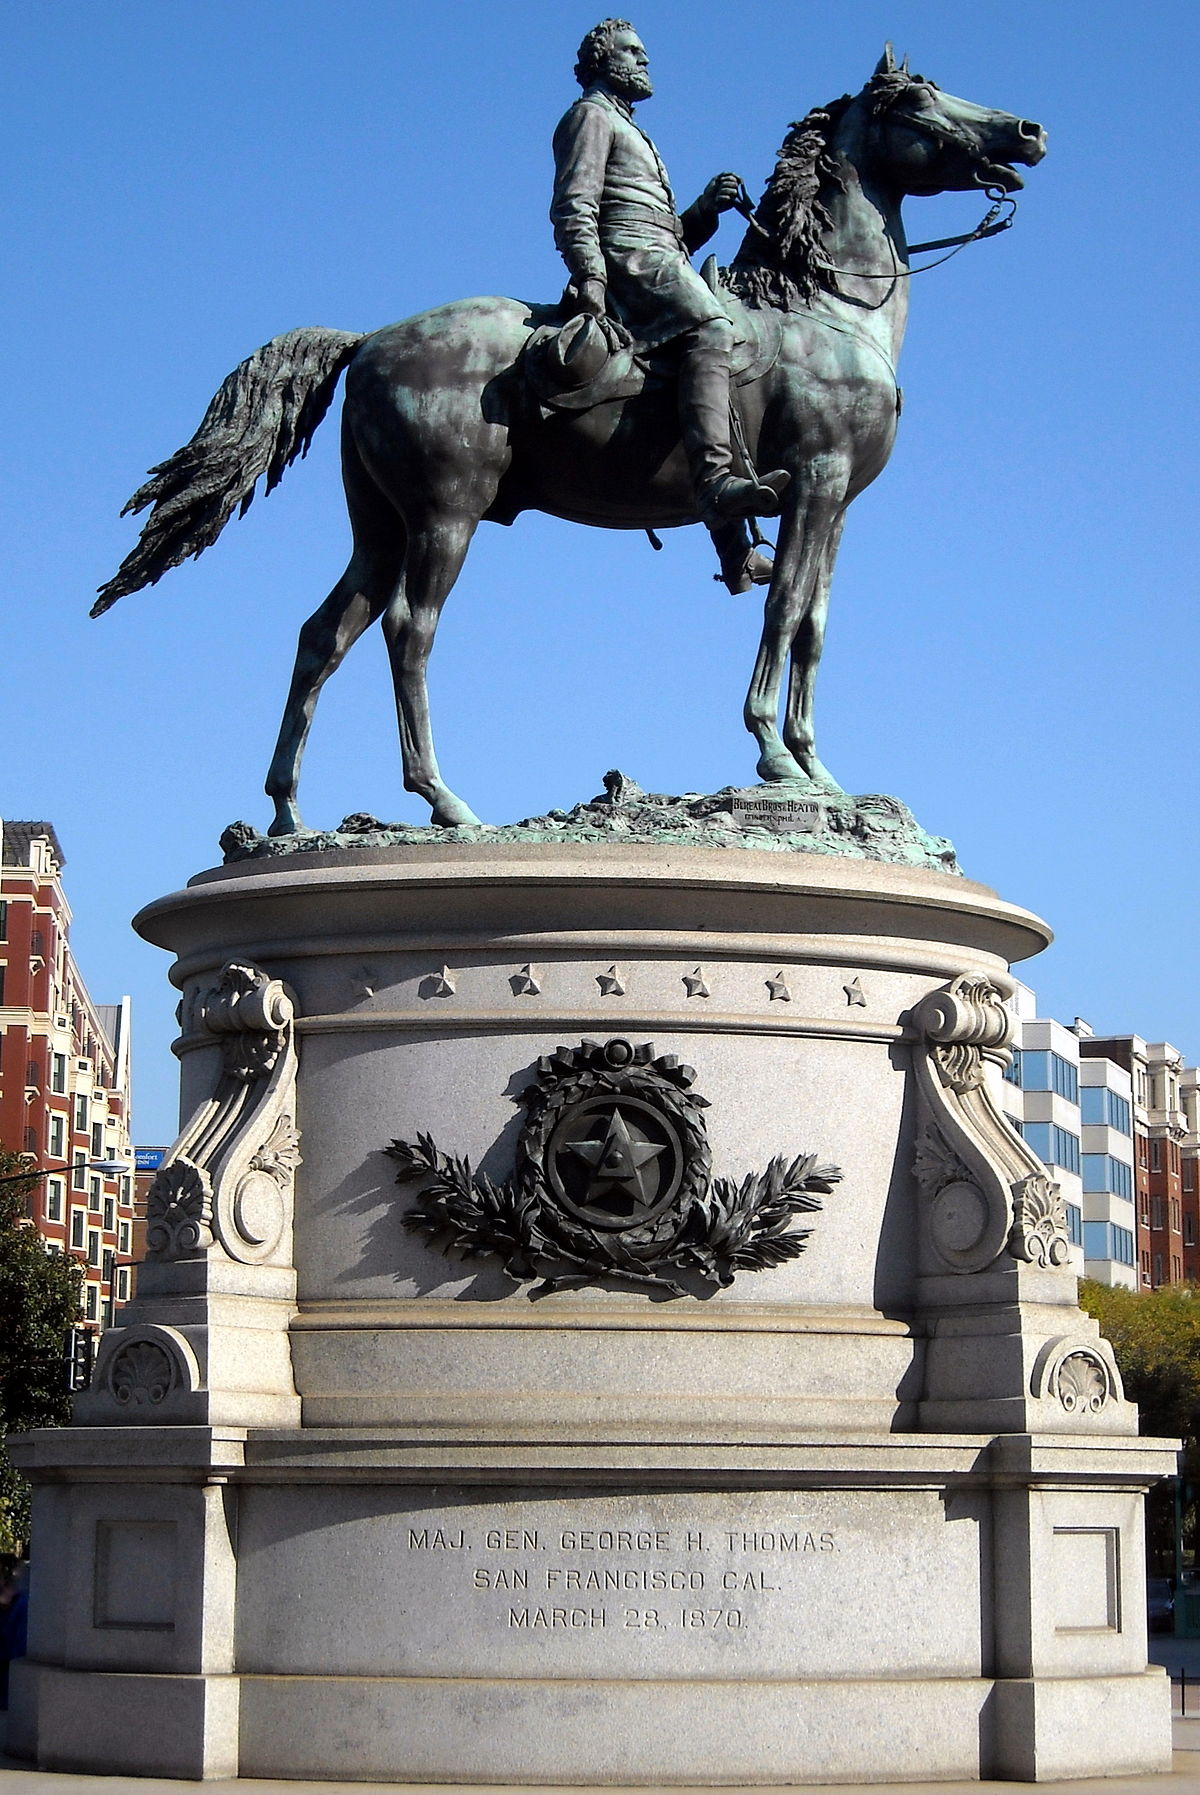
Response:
1080,1034,1196,1290
0,820,135,1331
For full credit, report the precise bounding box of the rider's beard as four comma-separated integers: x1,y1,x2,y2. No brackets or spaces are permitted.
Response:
605,64,653,102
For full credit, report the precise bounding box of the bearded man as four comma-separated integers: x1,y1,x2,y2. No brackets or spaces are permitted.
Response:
551,20,788,591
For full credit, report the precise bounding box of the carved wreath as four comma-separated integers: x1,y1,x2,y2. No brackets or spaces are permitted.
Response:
387,1038,841,1298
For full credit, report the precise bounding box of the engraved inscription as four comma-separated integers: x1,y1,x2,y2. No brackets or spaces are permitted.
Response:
406,1513,841,1635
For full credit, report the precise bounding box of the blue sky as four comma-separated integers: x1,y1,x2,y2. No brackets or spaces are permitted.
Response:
3,1,1197,1142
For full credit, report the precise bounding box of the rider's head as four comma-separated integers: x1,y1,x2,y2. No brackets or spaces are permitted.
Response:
575,20,652,101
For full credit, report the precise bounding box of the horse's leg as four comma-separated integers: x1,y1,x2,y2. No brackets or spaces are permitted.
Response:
781,513,847,793
382,513,481,828
264,536,404,835
743,493,842,784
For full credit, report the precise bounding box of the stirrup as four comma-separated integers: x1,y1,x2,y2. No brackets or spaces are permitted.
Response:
714,547,774,595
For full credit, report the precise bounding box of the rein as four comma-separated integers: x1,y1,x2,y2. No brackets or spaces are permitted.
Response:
819,188,1017,281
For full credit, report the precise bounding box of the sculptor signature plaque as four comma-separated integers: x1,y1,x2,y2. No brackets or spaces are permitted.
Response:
387,1038,841,1296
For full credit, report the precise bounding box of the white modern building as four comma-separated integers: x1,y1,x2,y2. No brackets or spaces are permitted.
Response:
1001,983,1136,1289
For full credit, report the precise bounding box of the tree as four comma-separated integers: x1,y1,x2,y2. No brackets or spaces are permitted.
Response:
0,1145,84,1553
1079,1279,1200,1573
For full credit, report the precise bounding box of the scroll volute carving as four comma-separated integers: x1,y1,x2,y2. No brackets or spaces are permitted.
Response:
911,976,1072,1275
145,961,300,1267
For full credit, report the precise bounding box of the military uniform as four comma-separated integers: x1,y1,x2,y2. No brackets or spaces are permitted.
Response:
551,86,729,349
549,77,787,559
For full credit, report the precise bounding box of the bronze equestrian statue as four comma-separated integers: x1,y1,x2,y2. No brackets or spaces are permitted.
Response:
94,39,1045,834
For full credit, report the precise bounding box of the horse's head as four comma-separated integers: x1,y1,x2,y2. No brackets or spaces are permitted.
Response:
727,48,1045,310
864,44,1046,198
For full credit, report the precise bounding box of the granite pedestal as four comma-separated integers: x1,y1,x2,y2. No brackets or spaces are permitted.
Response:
6,844,1177,1783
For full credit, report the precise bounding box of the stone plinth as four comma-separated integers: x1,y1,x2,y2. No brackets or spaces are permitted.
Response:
6,845,1177,1784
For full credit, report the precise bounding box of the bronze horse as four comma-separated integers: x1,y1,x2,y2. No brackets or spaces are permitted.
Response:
95,50,1045,833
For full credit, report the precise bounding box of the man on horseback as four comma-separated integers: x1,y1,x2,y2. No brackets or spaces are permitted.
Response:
552,19,788,591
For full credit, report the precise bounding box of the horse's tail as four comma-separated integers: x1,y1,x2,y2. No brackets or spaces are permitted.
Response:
92,326,367,616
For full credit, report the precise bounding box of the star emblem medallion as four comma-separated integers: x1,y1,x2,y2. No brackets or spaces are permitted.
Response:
548,1094,682,1229
389,1037,842,1298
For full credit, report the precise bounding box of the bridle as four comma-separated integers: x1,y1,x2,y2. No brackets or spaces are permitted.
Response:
736,81,1020,285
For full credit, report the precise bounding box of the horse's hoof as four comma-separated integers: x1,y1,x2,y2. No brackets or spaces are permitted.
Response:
431,797,483,828
788,754,846,796
267,805,305,837
755,749,807,785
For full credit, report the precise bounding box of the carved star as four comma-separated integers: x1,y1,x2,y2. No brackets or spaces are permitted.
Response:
511,964,542,997
423,966,456,998
683,968,710,999
766,971,792,1003
843,976,867,1008
568,1108,664,1203
597,965,625,996
351,963,381,999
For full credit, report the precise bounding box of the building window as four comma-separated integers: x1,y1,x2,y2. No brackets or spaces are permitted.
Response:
70,1210,85,1249
1152,1194,1165,1230
102,1248,114,1284
51,1052,66,1094
120,1175,131,1205
84,1284,98,1321
1186,1216,1196,1248
87,1230,101,1268
1021,1122,1081,1176
0,900,7,939
88,1177,101,1213
48,1113,65,1158
118,1221,130,1255
1174,1255,1183,1283
1080,1087,1132,1134
1186,1161,1197,1193
1082,1155,1134,1200
90,1121,104,1159
1018,1050,1079,1104
74,1093,89,1133
1083,1221,1135,1267
103,1197,115,1231
1151,1139,1162,1171
117,1267,130,1303
1003,1048,1022,1087
0,965,6,1005
72,1151,86,1190
1138,1135,1149,1167
1066,1202,1083,1247
46,1178,64,1223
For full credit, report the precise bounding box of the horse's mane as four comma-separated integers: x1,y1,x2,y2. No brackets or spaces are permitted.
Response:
725,72,909,310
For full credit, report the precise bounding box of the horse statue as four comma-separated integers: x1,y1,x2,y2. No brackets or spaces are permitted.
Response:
95,48,1045,834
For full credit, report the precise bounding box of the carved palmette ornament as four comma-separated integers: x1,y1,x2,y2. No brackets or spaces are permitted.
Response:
387,1038,841,1298
91,1322,202,1413
1031,1336,1122,1417
911,976,1072,1274
145,961,300,1265
109,1341,174,1407
1009,1174,1072,1269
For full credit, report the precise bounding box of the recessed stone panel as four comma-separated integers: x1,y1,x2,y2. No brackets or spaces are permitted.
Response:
93,1519,178,1630
235,1484,986,1679
1051,1525,1120,1632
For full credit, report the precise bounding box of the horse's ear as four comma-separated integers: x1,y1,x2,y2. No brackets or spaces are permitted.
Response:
899,52,910,74
874,42,896,76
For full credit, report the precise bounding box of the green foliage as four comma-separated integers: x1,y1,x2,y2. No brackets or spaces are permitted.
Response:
1079,1279,1200,1441
0,1144,84,1553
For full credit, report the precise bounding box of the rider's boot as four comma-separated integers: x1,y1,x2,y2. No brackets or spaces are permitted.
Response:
679,322,790,524
707,519,775,594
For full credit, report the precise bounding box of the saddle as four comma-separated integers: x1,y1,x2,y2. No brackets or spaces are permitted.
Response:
522,260,782,416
